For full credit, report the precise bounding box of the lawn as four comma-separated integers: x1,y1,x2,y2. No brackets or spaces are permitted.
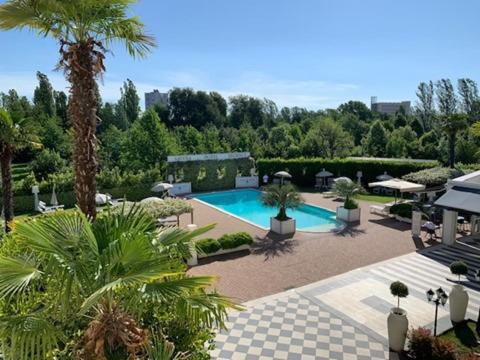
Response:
355,193,396,203
440,320,480,356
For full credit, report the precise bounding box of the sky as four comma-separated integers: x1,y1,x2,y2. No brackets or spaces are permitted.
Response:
0,0,479,110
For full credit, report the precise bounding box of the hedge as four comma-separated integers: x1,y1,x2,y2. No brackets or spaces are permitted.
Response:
257,158,438,187
389,203,413,218
196,232,254,254
1,184,154,215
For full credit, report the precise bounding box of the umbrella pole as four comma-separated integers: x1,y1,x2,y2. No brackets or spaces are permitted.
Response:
190,210,194,224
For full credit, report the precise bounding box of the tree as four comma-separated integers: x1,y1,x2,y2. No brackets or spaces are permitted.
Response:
415,81,435,131
441,113,467,168
33,71,56,117
261,184,304,220
0,0,156,219
337,100,372,121
54,90,69,129
435,79,457,115
0,108,38,232
363,120,388,157
229,95,269,128
302,118,353,158
458,78,480,122
0,208,237,358
118,78,140,125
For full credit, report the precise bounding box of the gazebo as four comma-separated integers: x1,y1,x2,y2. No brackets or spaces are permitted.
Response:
368,178,425,203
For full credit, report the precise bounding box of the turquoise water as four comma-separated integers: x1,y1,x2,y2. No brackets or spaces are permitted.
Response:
193,189,344,232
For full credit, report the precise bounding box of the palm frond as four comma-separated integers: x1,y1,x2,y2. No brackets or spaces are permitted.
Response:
144,276,216,301
0,255,41,298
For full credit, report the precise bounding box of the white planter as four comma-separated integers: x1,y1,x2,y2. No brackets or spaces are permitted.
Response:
449,284,469,323
270,217,296,235
387,308,408,352
336,206,361,223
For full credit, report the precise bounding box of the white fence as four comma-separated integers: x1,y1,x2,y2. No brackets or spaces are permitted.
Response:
235,176,259,189
171,182,192,195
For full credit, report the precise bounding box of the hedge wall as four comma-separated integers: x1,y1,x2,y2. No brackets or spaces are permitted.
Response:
1,184,154,215
257,158,439,187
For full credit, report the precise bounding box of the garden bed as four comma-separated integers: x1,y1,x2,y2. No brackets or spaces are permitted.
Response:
439,320,480,357
195,232,254,260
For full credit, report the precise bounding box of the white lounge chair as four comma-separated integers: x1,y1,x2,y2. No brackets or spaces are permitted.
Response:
157,215,178,227
38,201,64,213
369,204,391,217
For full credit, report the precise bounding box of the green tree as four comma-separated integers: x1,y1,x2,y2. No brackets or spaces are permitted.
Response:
415,81,435,131
0,0,156,219
229,95,270,128
54,90,69,129
337,100,372,121
441,114,468,168
363,120,388,157
458,78,480,122
0,208,237,358
0,108,38,232
435,79,457,115
33,71,56,117
119,78,140,125
98,125,125,169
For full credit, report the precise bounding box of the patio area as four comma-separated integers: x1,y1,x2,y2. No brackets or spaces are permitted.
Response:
185,192,435,302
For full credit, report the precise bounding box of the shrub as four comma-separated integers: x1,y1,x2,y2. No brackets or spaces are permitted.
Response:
408,327,433,360
403,167,465,187
432,337,457,360
390,281,409,309
344,197,358,210
450,261,468,281
390,203,413,218
195,238,221,254
218,232,254,249
31,149,66,180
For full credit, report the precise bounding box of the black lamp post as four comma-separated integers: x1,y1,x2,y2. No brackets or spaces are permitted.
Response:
475,270,480,336
426,287,448,336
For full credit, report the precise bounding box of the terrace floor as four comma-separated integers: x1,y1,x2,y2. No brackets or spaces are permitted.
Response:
184,192,436,302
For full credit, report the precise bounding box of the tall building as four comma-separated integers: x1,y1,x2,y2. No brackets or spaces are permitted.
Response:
145,89,169,109
370,96,411,115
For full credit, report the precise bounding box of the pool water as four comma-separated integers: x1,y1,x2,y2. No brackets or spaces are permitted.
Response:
192,189,344,232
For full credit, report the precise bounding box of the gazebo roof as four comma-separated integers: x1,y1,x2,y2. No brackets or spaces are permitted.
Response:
368,178,425,193
316,169,333,177
274,171,292,178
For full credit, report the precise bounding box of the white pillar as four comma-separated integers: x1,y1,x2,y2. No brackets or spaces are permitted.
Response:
32,185,40,211
442,209,458,245
411,211,422,237
471,215,480,235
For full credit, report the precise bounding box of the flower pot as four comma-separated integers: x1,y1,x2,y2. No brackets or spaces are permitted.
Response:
449,284,469,323
387,307,408,352
270,217,296,235
336,206,361,223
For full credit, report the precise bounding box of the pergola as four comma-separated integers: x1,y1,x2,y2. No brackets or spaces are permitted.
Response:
368,178,425,203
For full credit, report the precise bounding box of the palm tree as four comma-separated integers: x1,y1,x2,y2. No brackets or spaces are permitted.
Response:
0,108,39,232
332,179,361,209
0,0,156,219
442,114,467,168
261,184,304,220
0,207,238,359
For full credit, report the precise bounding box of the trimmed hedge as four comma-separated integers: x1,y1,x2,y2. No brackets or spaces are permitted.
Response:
196,232,254,254
389,203,413,218
257,158,438,187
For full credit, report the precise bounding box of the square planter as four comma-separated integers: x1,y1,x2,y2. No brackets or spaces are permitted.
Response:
270,217,296,235
336,206,361,223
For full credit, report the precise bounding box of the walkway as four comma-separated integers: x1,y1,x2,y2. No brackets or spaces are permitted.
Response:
212,243,480,359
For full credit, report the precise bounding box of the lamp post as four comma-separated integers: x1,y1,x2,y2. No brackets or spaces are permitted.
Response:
426,287,448,336
475,271,480,336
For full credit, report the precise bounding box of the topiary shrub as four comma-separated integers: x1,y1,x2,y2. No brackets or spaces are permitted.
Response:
343,197,358,210
218,232,253,249
390,281,409,310
195,238,221,254
450,260,468,282
408,327,433,360
390,203,413,218
431,337,457,360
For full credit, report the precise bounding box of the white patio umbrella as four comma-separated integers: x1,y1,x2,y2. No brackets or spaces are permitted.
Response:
333,177,353,184
376,171,393,181
316,168,333,178
151,182,174,193
50,185,58,206
95,193,111,205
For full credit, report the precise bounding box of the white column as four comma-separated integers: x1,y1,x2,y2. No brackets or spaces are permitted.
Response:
442,209,458,245
411,211,422,237
32,185,40,211
471,215,480,235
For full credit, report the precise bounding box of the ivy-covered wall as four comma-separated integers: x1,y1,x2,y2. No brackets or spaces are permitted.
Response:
168,158,254,192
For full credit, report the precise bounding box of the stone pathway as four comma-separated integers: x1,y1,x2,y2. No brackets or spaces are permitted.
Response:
212,243,480,359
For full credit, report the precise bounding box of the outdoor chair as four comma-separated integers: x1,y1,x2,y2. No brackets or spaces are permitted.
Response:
157,215,178,227
37,201,64,213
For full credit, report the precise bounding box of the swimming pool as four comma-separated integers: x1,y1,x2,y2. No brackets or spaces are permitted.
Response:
192,189,344,232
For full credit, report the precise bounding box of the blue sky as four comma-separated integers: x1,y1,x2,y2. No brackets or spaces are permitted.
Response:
0,0,479,110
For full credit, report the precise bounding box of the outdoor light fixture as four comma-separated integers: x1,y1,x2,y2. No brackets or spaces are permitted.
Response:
475,269,480,281
426,287,448,336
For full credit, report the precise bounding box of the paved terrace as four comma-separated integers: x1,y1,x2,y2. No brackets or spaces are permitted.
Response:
183,192,435,302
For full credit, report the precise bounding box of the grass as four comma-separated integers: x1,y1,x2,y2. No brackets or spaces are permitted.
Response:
12,162,31,182
440,320,480,356
355,194,396,203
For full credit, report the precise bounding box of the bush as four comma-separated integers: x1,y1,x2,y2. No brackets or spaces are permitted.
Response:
403,167,465,187
408,327,433,360
257,157,438,187
195,238,221,254
344,197,358,210
218,232,254,249
450,261,468,281
432,338,457,360
31,149,66,180
390,203,413,218
390,281,409,309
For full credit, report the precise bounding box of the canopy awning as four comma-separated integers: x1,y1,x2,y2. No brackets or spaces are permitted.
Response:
274,171,292,178
316,168,333,178
368,178,425,193
434,187,480,214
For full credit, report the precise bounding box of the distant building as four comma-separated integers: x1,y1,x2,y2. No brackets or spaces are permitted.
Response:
145,90,169,109
370,96,411,115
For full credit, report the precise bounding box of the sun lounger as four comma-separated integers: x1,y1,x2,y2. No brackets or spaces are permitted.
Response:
369,204,391,217
157,215,178,226
38,201,64,213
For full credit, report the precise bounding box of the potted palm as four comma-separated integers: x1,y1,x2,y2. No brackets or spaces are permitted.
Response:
333,179,361,223
449,260,469,323
388,281,409,352
262,184,304,235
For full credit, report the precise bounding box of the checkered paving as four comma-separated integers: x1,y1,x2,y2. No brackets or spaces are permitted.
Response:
212,293,388,360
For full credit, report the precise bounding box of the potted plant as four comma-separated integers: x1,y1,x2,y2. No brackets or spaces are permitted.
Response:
261,184,304,235
333,180,361,222
449,260,469,323
388,281,409,352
